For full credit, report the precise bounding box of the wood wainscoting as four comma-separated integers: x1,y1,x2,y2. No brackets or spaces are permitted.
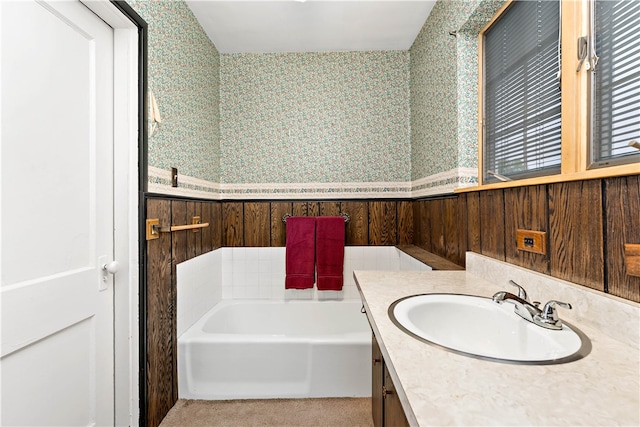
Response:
414,176,640,303
144,197,223,427
143,197,413,427
143,175,639,426
221,200,414,247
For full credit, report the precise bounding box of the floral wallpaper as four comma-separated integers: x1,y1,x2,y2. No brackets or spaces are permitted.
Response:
219,51,411,184
410,0,505,188
127,0,221,183
127,0,507,197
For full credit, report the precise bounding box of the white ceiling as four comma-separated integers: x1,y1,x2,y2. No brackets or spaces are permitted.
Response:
186,1,437,54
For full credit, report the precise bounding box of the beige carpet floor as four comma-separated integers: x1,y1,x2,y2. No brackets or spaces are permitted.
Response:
159,398,374,427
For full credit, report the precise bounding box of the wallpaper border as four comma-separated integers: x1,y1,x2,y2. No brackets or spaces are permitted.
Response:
411,167,478,198
149,166,478,200
149,166,222,199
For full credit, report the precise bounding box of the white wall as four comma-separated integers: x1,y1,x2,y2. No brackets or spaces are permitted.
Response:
177,246,430,336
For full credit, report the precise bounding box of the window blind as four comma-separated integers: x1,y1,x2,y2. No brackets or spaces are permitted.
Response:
483,0,561,182
592,0,640,166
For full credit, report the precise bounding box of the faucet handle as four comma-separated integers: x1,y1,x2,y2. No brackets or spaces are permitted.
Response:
508,280,529,302
534,300,572,330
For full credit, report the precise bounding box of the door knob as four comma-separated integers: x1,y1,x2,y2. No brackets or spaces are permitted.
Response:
102,260,120,275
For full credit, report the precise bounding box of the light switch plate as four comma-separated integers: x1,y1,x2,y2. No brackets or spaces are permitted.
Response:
516,229,547,255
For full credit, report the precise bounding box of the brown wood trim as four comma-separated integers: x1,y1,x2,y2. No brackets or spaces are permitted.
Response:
396,245,464,271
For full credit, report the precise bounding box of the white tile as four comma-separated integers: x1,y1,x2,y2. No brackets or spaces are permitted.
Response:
232,269,246,288
343,257,353,271
348,246,364,261
259,259,271,275
233,247,246,260
232,286,247,299
221,247,232,262
245,250,261,272
285,289,312,300
222,287,233,299
317,290,343,300
232,260,246,275
246,272,260,286
363,258,378,270
259,248,273,261
259,286,272,299
245,286,260,299
271,286,285,300
222,269,233,286
272,255,285,272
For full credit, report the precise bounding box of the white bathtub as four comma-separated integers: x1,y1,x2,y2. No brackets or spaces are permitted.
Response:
178,299,372,400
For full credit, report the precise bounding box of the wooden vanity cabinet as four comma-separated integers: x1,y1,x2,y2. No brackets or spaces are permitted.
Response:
372,333,384,427
372,333,410,427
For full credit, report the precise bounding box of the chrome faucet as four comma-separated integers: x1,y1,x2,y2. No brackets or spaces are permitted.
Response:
492,291,541,322
534,300,572,330
492,280,572,330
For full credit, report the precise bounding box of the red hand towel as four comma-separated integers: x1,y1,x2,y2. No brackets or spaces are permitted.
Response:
316,216,345,291
285,217,316,289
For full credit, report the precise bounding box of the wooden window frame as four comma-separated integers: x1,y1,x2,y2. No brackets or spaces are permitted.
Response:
462,0,640,193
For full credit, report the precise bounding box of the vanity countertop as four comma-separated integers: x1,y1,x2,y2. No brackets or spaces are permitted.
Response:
354,269,640,426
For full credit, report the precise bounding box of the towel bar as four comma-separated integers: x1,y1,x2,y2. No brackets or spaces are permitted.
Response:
146,216,209,240
282,212,350,224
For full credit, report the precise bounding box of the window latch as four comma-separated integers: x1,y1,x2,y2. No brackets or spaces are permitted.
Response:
577,36,589,72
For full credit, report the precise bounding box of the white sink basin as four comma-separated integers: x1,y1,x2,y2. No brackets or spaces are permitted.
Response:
389,294,590,364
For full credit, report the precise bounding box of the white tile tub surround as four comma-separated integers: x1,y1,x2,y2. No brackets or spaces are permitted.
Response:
176,246,431,335
176,250,222,337
221,246,431,301
222,247,287,300
466,252,640,350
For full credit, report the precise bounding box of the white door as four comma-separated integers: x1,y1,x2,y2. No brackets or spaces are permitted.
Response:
1,1,116,425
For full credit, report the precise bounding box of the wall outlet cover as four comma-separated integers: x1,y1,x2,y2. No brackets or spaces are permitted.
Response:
516,229,547,255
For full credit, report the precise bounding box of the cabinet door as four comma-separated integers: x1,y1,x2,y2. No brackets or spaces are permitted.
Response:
384,365,410,427
372,333,384,427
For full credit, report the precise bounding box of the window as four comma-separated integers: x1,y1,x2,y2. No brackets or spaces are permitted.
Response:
483,0,561,183
478,0,639,187
591,0,640,167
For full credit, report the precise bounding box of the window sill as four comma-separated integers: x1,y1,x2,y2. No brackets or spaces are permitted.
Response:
454,163,640,193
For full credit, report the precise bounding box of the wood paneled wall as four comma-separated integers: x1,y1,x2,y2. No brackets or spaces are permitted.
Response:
144,198,221,427
221,200,413,247
144,176,639,425
413,176,640,303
